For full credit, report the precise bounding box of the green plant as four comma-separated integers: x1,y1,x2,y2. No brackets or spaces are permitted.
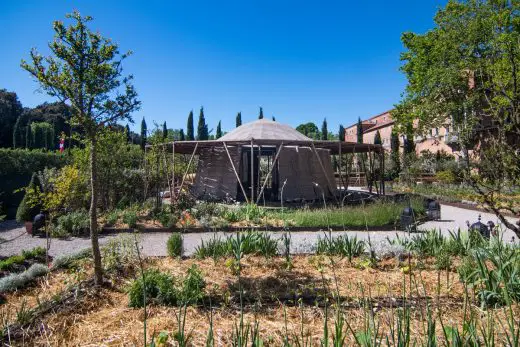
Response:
21,246,46,260
102,234,138,271
128,269,177,307
167,233,183,258
178,265,205,305
0,255,26,271
0,264,49,292
317,233,365,262
51,248,92,270
128,266,206,308
105,209,120,226
55,210,90,236
194,235,230,260
122,209,138,228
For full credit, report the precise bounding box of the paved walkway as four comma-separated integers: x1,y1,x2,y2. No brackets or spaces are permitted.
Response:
0,204,517,258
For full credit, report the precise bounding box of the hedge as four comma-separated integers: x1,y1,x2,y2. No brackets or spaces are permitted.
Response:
0,148,67,219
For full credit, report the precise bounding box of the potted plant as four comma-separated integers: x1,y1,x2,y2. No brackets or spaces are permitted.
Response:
16,173,42,235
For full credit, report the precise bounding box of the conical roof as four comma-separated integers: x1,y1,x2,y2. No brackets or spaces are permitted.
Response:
219,119,312,141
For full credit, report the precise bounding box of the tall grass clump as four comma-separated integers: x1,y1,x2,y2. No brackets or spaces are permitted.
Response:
194,232,279,260
317,232,365,262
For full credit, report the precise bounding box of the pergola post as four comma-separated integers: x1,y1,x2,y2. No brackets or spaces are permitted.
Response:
223,142,249,204
311,142,339,204
256,142,284,204
250,138,254,204
338,141,344,202
178,142,198,196
171,141,175,201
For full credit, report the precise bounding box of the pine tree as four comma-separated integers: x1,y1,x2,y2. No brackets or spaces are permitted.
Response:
162,121,167,140
140,117,147,151
258,107,264,119
179,129,185,141
374,130,382,145
321,118,328,140
216,121,222,139
125,124,131,143
356,117,363,143
197,106,208,140
338,124,345,142
187,110,194,140
236,112,242,127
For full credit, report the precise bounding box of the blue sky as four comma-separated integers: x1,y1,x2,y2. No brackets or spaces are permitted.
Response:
1,1,446,134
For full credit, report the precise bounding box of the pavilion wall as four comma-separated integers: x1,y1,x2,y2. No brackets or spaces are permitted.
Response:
191,146,241,200
278,146,336,200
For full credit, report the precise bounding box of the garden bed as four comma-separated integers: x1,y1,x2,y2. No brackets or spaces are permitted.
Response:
1,230,519,345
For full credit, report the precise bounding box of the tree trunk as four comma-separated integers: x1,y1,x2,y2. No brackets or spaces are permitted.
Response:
89,136,103,285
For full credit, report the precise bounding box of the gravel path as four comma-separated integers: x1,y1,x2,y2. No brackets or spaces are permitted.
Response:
1,204,517,259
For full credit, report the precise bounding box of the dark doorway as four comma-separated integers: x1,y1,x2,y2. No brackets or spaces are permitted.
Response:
237,146,278,202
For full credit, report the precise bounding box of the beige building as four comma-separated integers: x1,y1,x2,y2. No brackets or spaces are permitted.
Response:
344,110,463,159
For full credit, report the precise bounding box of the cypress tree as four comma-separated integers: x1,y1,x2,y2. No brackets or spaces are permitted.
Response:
258,107,264,119
338,124,345,142
216,121,222,139
236,112,242,127
187,110,194,140
321,118,328,140
125,124,131,143
25,123,31,149
356,117,363,143
179,129,185,141
162,121,167,140
140,117,147,151
197,106,208,140
374,130,382,145
13,115,22,148
390,131,401,173
272,116,276,121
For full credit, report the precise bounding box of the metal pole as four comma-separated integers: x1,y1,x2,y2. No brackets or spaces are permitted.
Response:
178,142,198,195
171,141,175,201
223,142,250,204
256,143,284,204
311,143,339,204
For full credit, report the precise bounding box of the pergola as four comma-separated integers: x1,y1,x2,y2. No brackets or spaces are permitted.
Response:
147,120,385,204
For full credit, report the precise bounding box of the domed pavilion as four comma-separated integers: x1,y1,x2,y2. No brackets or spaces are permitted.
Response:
162,119,384,203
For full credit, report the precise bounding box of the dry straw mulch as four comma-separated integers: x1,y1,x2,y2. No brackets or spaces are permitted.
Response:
1,255,517,346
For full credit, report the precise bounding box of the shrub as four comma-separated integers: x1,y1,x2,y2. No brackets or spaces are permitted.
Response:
102,235,138,271
192,202,221,219
55,210,90,236
128,269,177,307
0,264,49,292
51,248,92,270
157,210,178,228
178,265,205,305
15,173,41,223
128,266,206,307
105,209,120,226
435,170,457,184
167,233,183,258
122,209,138,228
0,148,66,219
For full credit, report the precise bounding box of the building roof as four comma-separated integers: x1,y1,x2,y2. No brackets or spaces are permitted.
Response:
151,119,383,155
219,119,312,141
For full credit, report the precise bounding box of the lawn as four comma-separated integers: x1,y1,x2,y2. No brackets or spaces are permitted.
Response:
268,198,425,228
